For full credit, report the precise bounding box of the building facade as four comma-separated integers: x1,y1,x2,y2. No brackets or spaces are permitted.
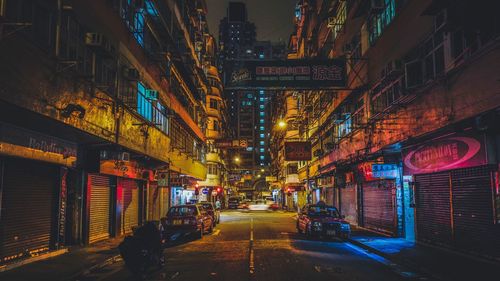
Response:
270,0,500,259
0,0,223,264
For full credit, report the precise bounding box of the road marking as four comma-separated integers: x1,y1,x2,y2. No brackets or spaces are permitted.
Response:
212,229,221,236
249,218,255,274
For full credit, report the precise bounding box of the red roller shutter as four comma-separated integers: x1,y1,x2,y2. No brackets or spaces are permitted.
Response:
0,158,58,264
362,180,396,235
120,179,140,234
340,183,357,225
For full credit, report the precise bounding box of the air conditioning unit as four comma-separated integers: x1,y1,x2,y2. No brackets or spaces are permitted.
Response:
313,149,324,157
386,60,403,76
119,152,130,161
327,17,336,28
145,89,159,100
123,67,140,81
369,0,385,14
343,43,353,55
85,33,116,57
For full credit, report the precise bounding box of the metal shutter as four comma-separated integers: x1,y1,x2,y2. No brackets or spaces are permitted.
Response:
0,158,57,264
121,179,139,234
147,183,161,221
451,166,499,257
362,180,396,235
160,187,170,218
415,171,452,246
340,183,357,225
88,174,111,244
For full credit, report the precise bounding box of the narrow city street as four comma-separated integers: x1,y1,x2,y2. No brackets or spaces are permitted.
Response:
73,212,420,281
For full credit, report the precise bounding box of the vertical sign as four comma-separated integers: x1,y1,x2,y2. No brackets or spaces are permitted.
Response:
58,167,68,247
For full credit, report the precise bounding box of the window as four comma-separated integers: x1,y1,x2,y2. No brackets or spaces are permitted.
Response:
260,155,265,160
260,119,265,124
368,0,397,45
210,98,219,109
260,133,265,138
247,93,253,98
287,164,298,174
259,104,265,109
260,112,265,117
331,1,347,41
259,148,265,152
213,120,219,131
246,146,253,151
260,141,265,146
137,82,152,121
120,0,145,47
154,102,169,135
259,90,264,95
260,126,265,131
208,164,218,175
259,97,265,102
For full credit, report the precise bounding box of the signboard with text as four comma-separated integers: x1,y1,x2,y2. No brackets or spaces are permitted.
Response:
402,131,487,175
372,164,399,179
284,141,312,161
214,139,248,149
226,59,347,89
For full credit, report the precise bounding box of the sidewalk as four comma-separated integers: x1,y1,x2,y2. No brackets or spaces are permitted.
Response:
349,228,500,281
0,237,123,281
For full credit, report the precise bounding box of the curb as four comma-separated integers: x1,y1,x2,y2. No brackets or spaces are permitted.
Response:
347,238,444,281
0,249,68,273
65,254,122,281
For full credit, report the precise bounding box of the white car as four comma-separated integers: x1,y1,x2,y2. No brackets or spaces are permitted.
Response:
248,200,270,211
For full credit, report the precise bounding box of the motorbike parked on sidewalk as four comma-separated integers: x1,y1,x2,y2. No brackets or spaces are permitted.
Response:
118,221,165,278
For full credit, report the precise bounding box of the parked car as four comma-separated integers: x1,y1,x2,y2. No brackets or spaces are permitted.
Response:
248,199,270,211
162,205,213,240
296,202,351,239
197,202,220,226
228,197,240,209
238,199,250,210
269,202,280,211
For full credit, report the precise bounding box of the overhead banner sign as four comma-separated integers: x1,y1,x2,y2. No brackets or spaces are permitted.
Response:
284,141,312,161
214,139,248,148
402,132,487,175
372,164,399,179
226,58,347,89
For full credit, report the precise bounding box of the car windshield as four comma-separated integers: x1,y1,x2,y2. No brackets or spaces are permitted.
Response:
307,206,340,218
199,203,214,210
168,206,198,216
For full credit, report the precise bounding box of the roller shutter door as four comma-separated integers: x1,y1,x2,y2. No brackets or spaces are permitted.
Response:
121,179,139,234
147,183,161,221
415,171,452,247
340,183,357,225
0,158,58,264
362,180,396,235
88,174,111,244
451,166,499,257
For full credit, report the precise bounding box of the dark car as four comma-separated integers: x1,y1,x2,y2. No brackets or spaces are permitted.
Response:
227,197,240,209
162,205,213,240
296,203,351,239
197,202,220,226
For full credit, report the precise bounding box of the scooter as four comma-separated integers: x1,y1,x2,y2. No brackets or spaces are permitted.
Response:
119,222,165,278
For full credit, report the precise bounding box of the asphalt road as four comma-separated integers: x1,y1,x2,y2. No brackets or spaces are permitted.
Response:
75,211,425,281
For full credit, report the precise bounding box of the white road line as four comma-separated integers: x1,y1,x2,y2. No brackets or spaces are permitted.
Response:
249,218,255,274
212,229,221,236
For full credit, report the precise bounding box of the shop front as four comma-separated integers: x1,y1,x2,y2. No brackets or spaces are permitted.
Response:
337,171,358,226
358,162,401,236
403,128,500,257
0,122,77,264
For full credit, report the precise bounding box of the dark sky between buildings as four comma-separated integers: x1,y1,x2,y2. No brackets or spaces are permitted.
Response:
206,0,297,43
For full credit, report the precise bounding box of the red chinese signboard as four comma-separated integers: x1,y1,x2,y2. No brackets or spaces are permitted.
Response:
402,132,487,175
284,141,312,161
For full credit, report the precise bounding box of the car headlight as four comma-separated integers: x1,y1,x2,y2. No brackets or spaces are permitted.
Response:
312,221,322,230
341,224,350,231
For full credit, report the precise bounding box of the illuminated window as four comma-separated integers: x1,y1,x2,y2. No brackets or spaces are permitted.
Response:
259,90,264,95
368,0,396,45
260,119,265,124
260,112,265,117
260,126,264,131
260,133,265,138
260,141,265,145
260,148,265,152
260,155,265,160
259,104,265,109
137,82,152,121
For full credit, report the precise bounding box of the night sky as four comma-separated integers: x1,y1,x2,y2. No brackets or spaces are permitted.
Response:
206,0,297,43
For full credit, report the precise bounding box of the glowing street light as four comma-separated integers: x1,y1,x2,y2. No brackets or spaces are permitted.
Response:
260,168,265,172
277,120,287,129
234,156,240,163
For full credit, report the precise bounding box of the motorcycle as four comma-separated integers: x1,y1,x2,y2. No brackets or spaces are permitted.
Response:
119,221,165,278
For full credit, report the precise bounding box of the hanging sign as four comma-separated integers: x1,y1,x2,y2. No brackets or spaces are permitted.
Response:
284,141,312,161
402,132,487,175
226,58,347,89
372,164,399,179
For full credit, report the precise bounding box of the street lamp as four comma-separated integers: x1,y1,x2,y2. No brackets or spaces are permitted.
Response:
260,168,265,173
277,120,287,129
234,156,240,163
